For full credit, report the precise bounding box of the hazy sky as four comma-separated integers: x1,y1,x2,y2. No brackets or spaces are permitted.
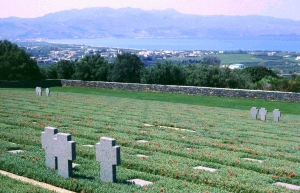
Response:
0,0,299,20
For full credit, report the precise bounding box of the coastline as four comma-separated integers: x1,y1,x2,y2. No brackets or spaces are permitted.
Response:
43,37,300,52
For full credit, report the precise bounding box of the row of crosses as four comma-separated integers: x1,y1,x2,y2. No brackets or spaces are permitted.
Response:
250,107,281,122
41,127,120,182
36,87,50,96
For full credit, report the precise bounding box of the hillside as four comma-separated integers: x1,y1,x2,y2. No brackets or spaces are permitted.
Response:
1,7,300,39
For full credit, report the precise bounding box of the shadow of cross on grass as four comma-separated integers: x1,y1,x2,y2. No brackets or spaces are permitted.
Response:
41,127,76,178
96,137,121,183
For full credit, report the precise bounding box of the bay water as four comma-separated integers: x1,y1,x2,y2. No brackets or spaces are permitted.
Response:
46,37,300,52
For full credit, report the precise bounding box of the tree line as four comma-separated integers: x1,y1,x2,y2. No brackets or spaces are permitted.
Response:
1,40,300,92
0,40,43,80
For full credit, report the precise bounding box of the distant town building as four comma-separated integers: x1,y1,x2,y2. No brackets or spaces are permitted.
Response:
280,74,292,78
229,64,245,69
268,52,276,56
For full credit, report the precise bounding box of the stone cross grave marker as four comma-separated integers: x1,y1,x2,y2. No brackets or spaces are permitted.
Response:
136,140,148,143
127,179,153,186
41,127,76,178
38,87,42,96
250,107,258,120
193,166,217,172
259,108,267,121
54,133,76,177
96,137,121,182
243,158,263,163
274,182,300,190
36,87,42,96
42,127,58,169
45,88,50,97
273,109,281,122
72,163,80,168
82,144,94,148
8,150,25,154
137,154,148,158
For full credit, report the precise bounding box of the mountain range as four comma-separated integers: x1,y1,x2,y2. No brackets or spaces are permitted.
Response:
1,7,300,40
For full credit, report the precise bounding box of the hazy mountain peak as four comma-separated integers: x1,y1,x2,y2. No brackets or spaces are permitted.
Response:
0,7,299,39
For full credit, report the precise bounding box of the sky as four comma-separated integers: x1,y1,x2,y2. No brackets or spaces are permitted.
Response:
0,0,299,20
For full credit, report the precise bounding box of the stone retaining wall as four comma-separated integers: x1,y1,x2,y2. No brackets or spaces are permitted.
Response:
61,80,300,102
0,79,62,88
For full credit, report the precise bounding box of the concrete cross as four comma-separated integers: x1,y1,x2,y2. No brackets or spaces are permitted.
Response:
96,137,121,182
259,108,268,121
273,109,281,122
41,127,58,169
45,88,50,97
36,87,41,96
36,87,42,96
53,133,76,178
41,127,76,178
250,107,258,120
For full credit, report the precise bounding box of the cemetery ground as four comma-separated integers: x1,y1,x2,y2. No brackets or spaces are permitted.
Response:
0,172,52,193
0,87,300,192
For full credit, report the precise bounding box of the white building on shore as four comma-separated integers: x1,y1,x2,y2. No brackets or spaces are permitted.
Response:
228,63,245,69
221,63,245,69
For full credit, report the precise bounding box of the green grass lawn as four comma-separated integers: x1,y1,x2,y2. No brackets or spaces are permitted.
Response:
211,54,266,64
0,88,299,192
0,174,52,193
31,87,300,115
171,54,267,64
171,53,299,66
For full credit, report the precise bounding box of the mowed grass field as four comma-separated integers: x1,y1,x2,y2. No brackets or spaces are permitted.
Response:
171,53,298,65
0,87,299,192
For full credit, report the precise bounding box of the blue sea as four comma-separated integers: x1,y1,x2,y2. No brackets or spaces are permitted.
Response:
46,38,300,52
